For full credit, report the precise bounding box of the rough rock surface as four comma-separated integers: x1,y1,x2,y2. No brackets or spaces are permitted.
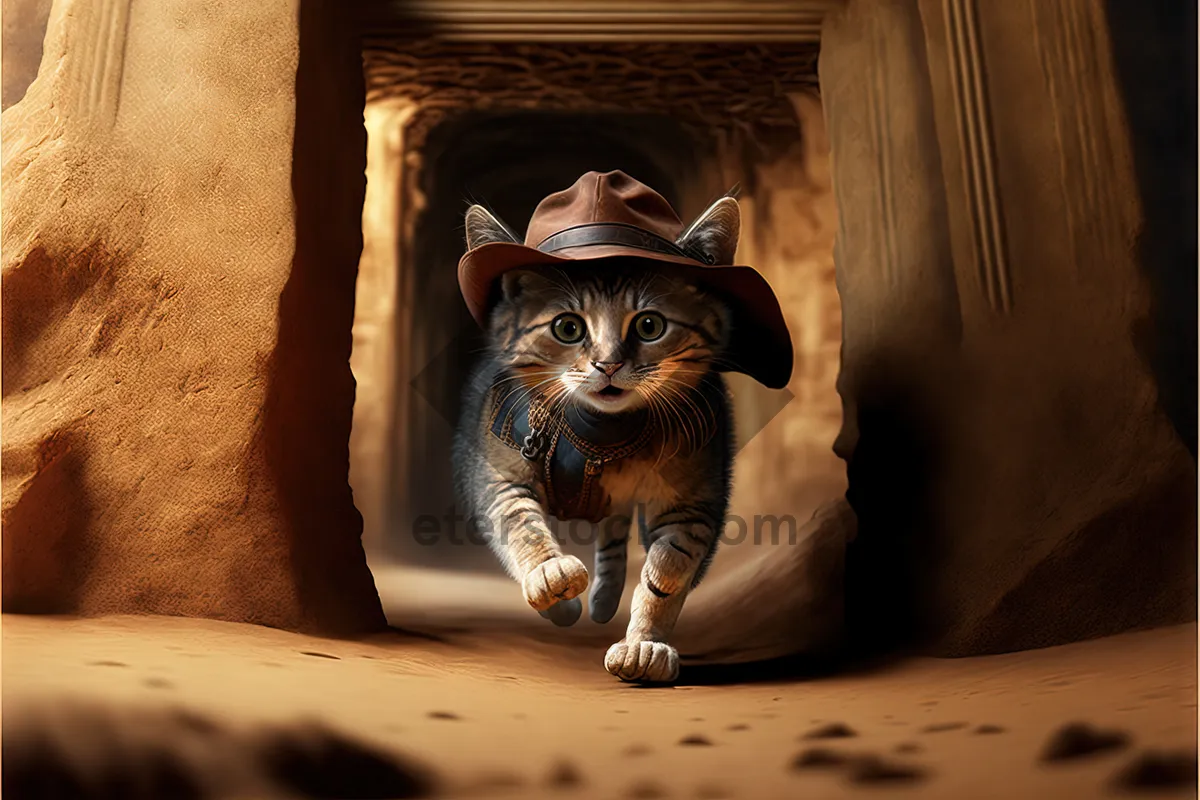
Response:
822,0,1196,656
1,0,383,633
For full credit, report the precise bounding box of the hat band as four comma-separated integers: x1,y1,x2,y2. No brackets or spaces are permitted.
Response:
535,223,696,261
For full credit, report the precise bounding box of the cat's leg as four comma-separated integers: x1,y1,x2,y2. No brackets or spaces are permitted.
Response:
453,363,588,622
479,477,590,616
604,506,720,683
589,514,631,624
538,520,598,627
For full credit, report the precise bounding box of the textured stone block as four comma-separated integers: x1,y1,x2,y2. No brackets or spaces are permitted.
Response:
1,0,383,634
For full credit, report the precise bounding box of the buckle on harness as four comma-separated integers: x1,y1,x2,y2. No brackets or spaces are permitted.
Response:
520,427,547,461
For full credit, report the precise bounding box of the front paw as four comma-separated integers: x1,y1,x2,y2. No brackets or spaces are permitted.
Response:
604,640,679,684
523,555,589,612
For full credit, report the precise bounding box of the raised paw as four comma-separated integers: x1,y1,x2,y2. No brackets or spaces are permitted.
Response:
604,639,680,684
539,597,583,627
523,555,589,612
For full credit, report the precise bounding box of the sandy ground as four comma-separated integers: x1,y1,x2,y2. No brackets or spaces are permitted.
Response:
3,573,1196,800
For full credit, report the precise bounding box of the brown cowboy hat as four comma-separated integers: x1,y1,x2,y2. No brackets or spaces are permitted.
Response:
457,170,793,390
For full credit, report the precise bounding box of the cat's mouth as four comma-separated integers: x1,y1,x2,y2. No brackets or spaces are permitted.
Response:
587,384,630,404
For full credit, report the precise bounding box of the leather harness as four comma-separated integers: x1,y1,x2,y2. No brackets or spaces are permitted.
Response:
488,386,655,522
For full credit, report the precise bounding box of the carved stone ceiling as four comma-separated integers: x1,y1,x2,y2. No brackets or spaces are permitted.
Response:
363,39,821,156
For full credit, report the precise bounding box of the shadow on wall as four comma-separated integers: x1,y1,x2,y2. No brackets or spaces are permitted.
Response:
1,425,93,614
838,355,945,658
261,0,386,633
1104,0,1198,458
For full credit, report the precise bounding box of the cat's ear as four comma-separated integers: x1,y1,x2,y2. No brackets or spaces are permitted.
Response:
499,271,526,302
675,193,741,266
499,269,552,303
464,204,520,250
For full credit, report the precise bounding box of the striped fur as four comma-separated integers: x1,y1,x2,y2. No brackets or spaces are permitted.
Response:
452,260,736,684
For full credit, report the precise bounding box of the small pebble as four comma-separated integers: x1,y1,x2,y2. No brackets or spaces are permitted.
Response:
547,760,583,787
1111,750,1198,790
802,722,857,740
848,755,927,784
1040,722,1130,762
679,734,713,747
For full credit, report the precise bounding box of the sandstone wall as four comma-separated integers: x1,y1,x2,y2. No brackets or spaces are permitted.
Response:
350,99,417,559
722,92,845,528
822,0,1196,656
2,0,384,634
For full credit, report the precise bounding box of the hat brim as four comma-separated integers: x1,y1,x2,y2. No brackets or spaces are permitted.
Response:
458,242,794,390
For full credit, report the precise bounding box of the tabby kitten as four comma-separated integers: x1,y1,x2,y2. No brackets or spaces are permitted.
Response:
452,200,740,684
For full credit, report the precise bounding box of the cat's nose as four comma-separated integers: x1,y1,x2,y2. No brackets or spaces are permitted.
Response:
591,360,624,377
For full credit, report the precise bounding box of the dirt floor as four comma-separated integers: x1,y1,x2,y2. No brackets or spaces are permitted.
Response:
3,561,1196,800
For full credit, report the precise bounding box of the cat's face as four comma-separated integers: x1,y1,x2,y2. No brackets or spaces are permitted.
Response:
490,266,731,416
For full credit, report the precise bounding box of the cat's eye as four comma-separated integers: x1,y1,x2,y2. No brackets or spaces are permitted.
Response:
632,311,667,342
551,313,586,344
